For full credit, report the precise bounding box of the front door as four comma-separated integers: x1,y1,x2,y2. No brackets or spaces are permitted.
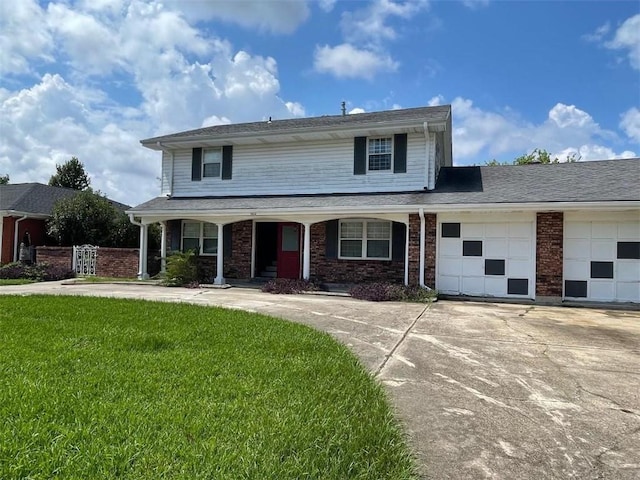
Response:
277,223,301,279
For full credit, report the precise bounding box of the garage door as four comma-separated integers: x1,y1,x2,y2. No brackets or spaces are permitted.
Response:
564,217,640,303
437,217,535,299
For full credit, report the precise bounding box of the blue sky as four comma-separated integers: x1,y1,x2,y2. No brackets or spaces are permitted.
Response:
1,0,638,206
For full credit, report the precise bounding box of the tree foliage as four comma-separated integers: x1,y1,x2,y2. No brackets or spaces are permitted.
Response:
0,173,9,184
47,190,139,247
487,148,581,166
48,157,91,190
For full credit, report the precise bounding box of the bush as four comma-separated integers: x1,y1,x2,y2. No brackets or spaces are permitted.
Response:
163,250,198,287
349,282,437,303
0,262,75,282
261,278,319,294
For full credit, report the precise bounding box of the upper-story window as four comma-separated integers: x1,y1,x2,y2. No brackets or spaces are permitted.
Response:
182,221,218,255
368,137,393,171
203,148,222,178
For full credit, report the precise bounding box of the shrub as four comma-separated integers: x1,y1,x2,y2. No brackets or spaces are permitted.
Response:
349,282,437,303
163,250,198,287
0,262,75,281
261,278,319,294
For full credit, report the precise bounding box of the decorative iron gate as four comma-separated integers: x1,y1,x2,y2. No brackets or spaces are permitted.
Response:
73,245,99,276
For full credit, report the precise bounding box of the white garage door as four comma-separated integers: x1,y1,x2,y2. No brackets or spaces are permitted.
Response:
564,216,640,303
437,216,535,299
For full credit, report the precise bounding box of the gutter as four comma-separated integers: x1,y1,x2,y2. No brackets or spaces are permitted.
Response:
13,215,28,262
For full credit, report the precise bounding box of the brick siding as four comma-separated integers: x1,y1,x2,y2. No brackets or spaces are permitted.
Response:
536,212,563,297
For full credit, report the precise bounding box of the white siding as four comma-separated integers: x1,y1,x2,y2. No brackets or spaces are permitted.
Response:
169,133,430,197
161,151,172,196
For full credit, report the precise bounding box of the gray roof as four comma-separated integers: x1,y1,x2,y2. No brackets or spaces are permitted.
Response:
129,158,640,214
141,105,451,145
0,183,130,215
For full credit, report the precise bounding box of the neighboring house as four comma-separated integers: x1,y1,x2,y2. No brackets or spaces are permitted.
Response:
0,183,130,264
128,105,640,303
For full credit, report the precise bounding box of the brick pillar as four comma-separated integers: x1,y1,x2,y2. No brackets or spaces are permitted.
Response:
536,212,563,302
408,213,437,288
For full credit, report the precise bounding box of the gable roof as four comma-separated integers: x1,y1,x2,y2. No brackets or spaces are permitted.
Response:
128,158,640,214
0,183,130,216
141,105,451,148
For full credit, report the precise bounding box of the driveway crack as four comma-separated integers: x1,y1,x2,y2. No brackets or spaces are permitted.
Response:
374,303,431,377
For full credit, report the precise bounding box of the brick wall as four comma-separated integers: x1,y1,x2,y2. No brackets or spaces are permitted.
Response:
309,221,405,284
407,213,437,287
36,246,160,278
536,212,563,297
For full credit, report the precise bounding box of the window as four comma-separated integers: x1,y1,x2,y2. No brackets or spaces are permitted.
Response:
339,220,391,259
182,221,218,255
368,137,392,171
203,148,222,178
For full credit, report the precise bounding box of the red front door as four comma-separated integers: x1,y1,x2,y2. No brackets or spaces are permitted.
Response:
277,223,301,279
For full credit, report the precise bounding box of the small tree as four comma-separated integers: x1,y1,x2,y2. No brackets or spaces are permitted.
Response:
49,157,91,190
486,149,581,166
0,174,9,184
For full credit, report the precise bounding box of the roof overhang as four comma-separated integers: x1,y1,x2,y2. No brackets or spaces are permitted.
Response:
0,210,50,220
141,118,449,151
127,200,640,224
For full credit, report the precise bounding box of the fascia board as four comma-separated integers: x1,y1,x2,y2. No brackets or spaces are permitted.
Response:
4,210,50,219
141,118,447,150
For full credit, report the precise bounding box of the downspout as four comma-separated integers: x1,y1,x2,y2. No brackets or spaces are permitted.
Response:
419,208,425,288
13,215,28,262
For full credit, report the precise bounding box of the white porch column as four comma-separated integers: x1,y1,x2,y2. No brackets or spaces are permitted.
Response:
419,208,425,287
302,222,311,280
138,223,149,280
404,220,410,286
159,221,167,274
214,223,225,285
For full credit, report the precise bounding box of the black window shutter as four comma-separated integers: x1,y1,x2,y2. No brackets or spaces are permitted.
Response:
393,133,407,173
391,222,406,261
354,137,367,175
222,146,233,180
169,219,181,251
191,148,202,181
223,224,232,258
325,220,339,258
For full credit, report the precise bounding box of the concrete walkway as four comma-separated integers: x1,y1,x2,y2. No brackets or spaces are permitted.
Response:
1,281,639,479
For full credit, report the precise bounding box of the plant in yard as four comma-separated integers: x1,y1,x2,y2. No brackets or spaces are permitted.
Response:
261,278,320,294
0,262,74,282
163,250,198,286
0,296,417,479
350,282,437,303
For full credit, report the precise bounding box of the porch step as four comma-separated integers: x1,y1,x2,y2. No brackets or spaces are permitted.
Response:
264,265,277,272
260,270,277,278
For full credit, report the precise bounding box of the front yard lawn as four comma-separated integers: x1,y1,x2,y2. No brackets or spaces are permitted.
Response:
0,296,416,479
0,279,35,286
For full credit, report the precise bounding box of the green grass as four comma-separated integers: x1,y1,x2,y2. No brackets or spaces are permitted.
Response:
0,279,35,286
0,296,416,479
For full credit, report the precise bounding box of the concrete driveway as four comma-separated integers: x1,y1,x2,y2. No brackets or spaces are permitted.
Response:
1,282,639,479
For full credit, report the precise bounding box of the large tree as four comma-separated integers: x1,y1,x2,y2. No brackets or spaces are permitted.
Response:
47,190,138,247
0,174,8,184
48,157,91,190
487,149,580,166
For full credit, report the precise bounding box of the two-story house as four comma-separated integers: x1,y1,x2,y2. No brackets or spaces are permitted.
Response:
128,105,640,304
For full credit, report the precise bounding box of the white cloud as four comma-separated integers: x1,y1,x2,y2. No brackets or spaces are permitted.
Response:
349,107,366,114
462,0,490,9
582,21,610,42
341,0,429,45
163,0,309,34
605,14,640,70
318,0,337,12
443,96,635,163
620,107,640,143
0,0,53,75
314,43,398,80
427,94,445,107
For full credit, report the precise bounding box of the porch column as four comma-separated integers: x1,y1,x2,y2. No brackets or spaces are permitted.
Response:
302,222,311,280
160,221,167,274
214,223,225,285
419,209,425,287
404,220,410,285
138,223,149,280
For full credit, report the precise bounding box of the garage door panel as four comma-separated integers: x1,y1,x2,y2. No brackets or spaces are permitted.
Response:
509,223,531,237
509,239,531,258
438,276,459,294
485,223,507,238
462,223,484,237
509,259,531,277
589,280,615,301
617,262,640,282
439,257,461,276
617,282,640,302
591,240,615,261
565,239,590,259
565,221,590,238
484,239,507,257
440,238,461,256
591,222,616,239
564,259,589,279
462,258,483,276
462,277,484,295
484,277,506,297
618,222,640,239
